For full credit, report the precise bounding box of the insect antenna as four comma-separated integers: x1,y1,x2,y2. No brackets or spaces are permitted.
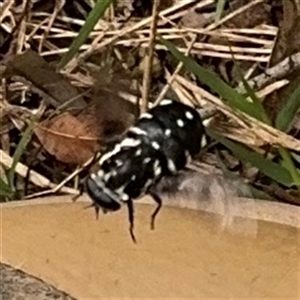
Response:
126,199,137,243
149,192,163,230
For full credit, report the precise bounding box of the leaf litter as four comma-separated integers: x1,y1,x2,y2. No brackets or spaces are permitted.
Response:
0,0,299,206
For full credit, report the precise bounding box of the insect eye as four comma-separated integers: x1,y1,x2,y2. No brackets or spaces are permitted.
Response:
86,177,121,212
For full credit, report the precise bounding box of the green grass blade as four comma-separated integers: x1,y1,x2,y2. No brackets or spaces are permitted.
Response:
207,128,294,187
160,37,264,121
237,65,300,190
274,85,300,191
278,147,300,187
291,152,300,164
215,0,227,22
7,117,37,192
234,62,270,124
57,0,113,70
0,176,13,197
275,84,300,132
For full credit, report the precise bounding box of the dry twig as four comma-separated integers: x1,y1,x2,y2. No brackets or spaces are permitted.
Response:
237,51,300,92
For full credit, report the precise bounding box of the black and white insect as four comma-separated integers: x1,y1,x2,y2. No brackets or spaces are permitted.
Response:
85,99,205,242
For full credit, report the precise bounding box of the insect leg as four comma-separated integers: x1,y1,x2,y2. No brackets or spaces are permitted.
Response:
72,152,100,202
126,199,137,243
93,204,100,219
149,192,163,230
72,183,85,202
83,203,100,219
73,183,100,219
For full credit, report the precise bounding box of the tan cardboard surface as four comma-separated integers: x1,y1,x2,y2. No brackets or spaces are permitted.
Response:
1,195,299,299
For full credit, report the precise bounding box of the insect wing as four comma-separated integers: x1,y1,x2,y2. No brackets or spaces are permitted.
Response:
153,171,259,238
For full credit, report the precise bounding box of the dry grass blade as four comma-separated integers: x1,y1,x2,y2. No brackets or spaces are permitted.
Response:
154,34,197,106
38,0,66,53
237,51,300,92
256,80,289,99
40,43,271,63
0,0,15,25
206,0,267,31
84,0,212,54
57,0,113,70
24,154,98,199
141,0,160,113
1,150,78,195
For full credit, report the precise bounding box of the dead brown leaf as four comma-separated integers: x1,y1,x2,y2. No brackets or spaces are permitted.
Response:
34,112,100,165
34,69,138,166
